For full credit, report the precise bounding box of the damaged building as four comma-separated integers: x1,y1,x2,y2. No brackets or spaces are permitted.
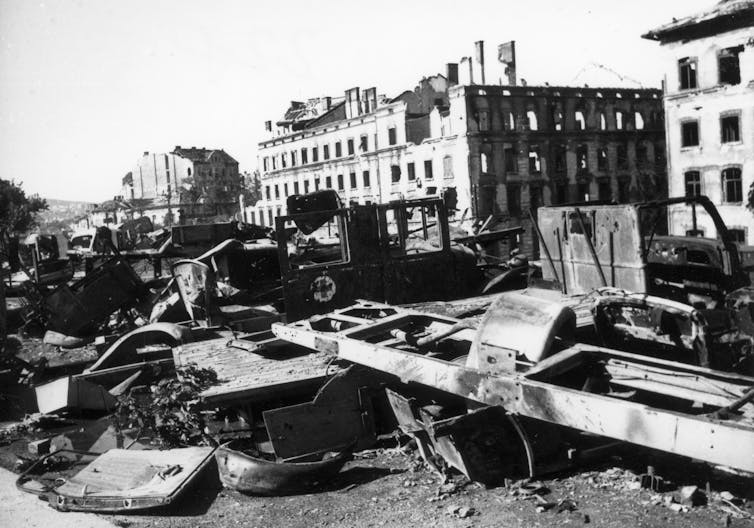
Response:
250,48,666,255
643,0,754,244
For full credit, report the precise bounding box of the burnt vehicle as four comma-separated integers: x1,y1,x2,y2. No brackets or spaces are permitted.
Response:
16,233,73,287
590,288,754,374
276,192,522,320
536,196,750,308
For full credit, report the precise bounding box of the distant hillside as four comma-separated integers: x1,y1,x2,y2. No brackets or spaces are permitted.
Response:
36,197,98,233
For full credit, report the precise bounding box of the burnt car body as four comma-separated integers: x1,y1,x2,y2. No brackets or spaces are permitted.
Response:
536,196,749,307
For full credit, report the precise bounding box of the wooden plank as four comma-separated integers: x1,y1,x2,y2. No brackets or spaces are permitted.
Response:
173,336,340,404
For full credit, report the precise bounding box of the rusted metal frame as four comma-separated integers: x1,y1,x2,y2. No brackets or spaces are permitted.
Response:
271,322,754,472
529,208,560,288
555,227,568,294
574,207,607,287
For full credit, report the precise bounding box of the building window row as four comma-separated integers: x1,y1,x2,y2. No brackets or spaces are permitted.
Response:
479,105,654,133
680,111,742,148
261,134,372,173
684,166,744,204
678,45,743,91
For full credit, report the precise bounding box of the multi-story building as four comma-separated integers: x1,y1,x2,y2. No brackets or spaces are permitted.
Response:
122,146,242,225
643,0,754,243
251,62,666,255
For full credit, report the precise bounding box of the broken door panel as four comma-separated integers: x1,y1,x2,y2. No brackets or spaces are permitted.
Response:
18,447,216,512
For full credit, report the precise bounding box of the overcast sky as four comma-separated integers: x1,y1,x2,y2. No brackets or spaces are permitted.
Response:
0,0,712,203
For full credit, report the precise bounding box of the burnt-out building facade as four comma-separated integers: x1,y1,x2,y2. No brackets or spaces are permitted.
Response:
456,84,666,255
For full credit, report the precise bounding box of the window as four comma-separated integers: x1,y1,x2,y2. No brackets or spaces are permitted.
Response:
291,151,297,166
598,148,608,171
600,113,607,131
478,110,490,131
283,183,289,196
528,145,541,173
722,167,743,203
265,185,271,200
424,160,433,180
555,182,568,204
526,110,538,131
294,181,300,194
337,174,344,190
304,180,310,193
721,114,740,143
281,153,287,168
719,46,743,85
268,209,273,227
347,139,354,155
325,176,332,189
360,135,368,152
443,156,454,179
391,164,401,183
617,144,628,169
335,142,342,157
507,184,521,216
681,121,699,147
552,108,563,131
350,172,357,189
312,146,319,162
263,157,269,171
615,111,624,130
577,182,590,202
507,112,515,130
481,153,490,173
323,145,330,160
576,145,588,170
685,170,701,197
636,143,648,165
388,127,397,145
504,147,517,173
272,157,277,170
530,186,543,211
728,228,746,244
575,111,585,130
679,57,697,90
598,179,611,201
314,178,320,191
288,211,350,269
407,162,416,180
554,145,567,172
635,112,644,130
617,179,630,203
301,148,308,164
363,170,370,187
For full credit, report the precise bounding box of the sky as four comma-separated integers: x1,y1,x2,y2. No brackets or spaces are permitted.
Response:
0,0,714,203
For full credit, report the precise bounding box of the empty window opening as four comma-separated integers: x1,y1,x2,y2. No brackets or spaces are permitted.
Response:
636,143,648,164
685,171,701,197
615,111,624,130
598,148,608,171
728,228,746,244
575,111,586,130
350,172,357,189
325,176,332,189
424,160,434,180
294,181,300,194
555,182,568,204
554,145,567,172
304,180,310,193
507,184,521,216
337,174,344,190
301,148,308,164
722,167,743,203
600,113,607,130
507,112,515,130
504,147,518,173
598,179,612,201
388,127,397,145
363,170,370,187
281,153,287,168
391,164,401,183
576,145,588,170
323,145,330,160
681,121,699,147
481,153,490,173
265,186,271,200
721,114,740,143
347,139,354,155
314,178,320,191
719,46,743,85
284,183,289,196
679,58,697,90
635,112,644,130
478,110,490,131
528,145,541,173
527,110,538,131
312,146,319,162
335,142,342,157
577,183,590,202
408,162,416,180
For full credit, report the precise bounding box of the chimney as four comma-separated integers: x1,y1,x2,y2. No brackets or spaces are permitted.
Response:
174,145,181,151
324,96,332,110
474,41,486,84
446,63,459,85
143,151,149,156
344,87,361,119
362,87,377,113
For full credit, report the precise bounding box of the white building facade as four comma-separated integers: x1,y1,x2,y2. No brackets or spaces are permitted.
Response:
644,0,754,243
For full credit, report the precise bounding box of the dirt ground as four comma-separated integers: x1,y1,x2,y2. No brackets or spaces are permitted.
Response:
95,443,754,528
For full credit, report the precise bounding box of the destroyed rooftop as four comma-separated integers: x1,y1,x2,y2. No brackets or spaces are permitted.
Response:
642,0,754,41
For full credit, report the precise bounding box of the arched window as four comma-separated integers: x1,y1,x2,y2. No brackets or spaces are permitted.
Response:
527,110,538,131
722,167,742,203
